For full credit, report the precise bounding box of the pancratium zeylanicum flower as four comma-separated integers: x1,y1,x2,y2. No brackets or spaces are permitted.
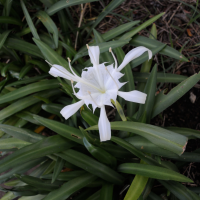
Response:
48,45,152,142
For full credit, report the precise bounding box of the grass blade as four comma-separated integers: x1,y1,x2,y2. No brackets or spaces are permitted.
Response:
20,0,40,40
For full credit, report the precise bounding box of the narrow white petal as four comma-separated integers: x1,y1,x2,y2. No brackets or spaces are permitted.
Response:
118,90,147,104
98,106,111,142
49,64,76,81
88,46,100,65
117,47,152,71
60,100,84,120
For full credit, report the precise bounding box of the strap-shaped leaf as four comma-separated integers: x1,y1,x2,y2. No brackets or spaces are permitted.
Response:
133,72,187,83
0,89,62,120
118,163,192,182
20,0,40,40
42,173,97,200
119,12,164,40
87,121,188,155
47,0,98,16
0,135,75,174
130,35,188,62
33,115,84,144
152,72,200,118
56,149,124,185
0,30,12,49
36,11,58,48
0,79,59,104
0,16,23,26
137,64,157,123
4,38,43,58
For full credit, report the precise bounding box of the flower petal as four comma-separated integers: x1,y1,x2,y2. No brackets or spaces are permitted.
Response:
118,90,147,104
49,65,73,80
98,106,111,142
60,100,84,120
117,47,152,71
88,46,100,65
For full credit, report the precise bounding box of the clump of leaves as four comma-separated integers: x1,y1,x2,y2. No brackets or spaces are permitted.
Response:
0,0,200,200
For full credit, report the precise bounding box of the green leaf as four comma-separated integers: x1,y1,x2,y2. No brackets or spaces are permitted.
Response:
0,192,16,200
126,136,200,162
124,165,148,200
33,115,84,144
0,16,23,26
41,170,86,181
133,72,187,83
0,79,59,104
57,149,124,185
136,23,157,93
28,60,49,73
77,21,140,55
87,121,188,156
20,0,40,40
118,163,192,182
36,11,58,48
0,158,44,181
52,157,64,183
42,103,64,116
130,35,188,62
86,190,100,200
73,188,95,200
119,12,165,40
0,135,75,174
0,89,62,120
0,138,31,149
47,0,98,16
137,64,157,123
100,183,114,200
152,72,200,118
6,74,49,87
3,0,13,17
165,127,200,139
111,99,127,121
33,38,70,70
86,0,126,38
0,116,19,137
81,110,98,126
42,173,97,200
5,38,43,58
18,194,45,200
0,124,44,143
15,174,60,192
0,30,12,49
19,64,33,79
159,181,194,200
15,109,41,127
83,137,117,168
102,21,140,41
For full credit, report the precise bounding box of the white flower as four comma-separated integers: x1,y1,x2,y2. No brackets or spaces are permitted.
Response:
48,45,152,142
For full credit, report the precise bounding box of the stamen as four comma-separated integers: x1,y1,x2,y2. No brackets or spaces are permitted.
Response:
105,67,119,89
88,91,100,108
67,57,78,77
45,60,53,66
109,47,118,70
86,44,89,49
